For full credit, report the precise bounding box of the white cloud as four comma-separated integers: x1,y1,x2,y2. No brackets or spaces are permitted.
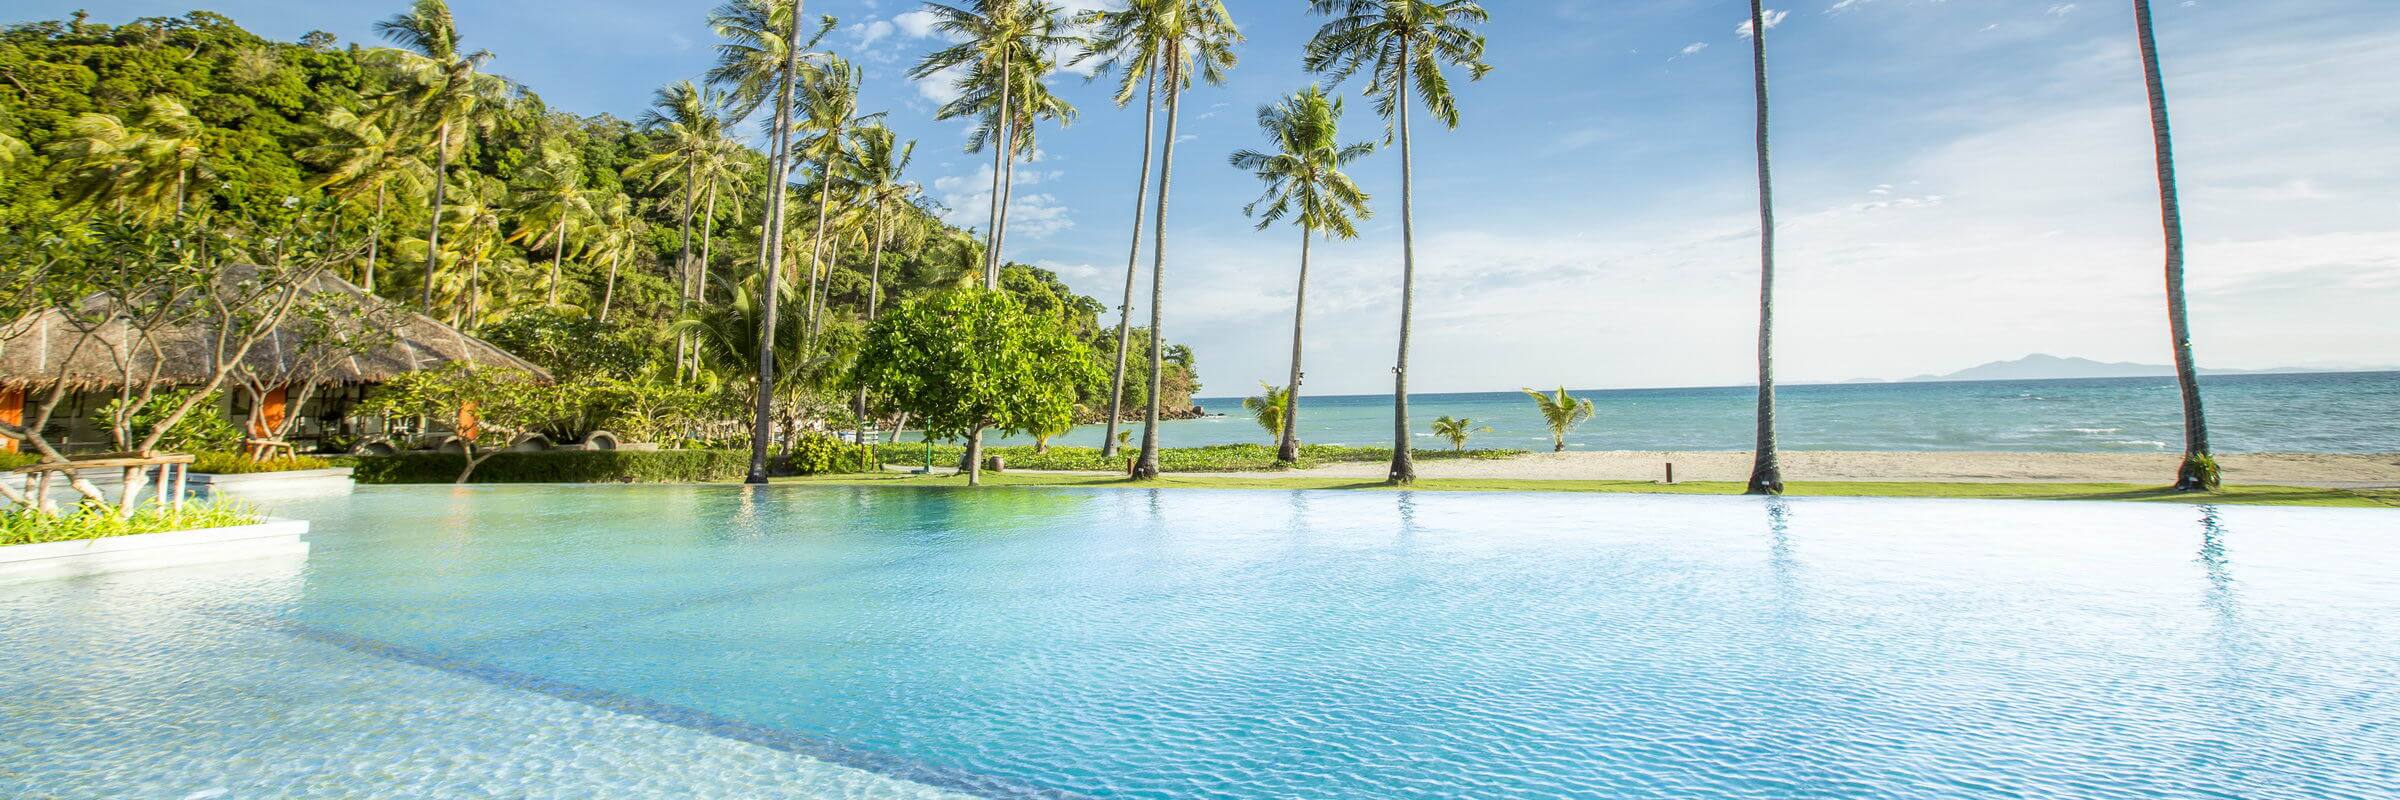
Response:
1679,42,1708,57
932,163,1077,241
2046,4,2078,16
894,10,941,38
849,19,896,49
1737,9,1790,39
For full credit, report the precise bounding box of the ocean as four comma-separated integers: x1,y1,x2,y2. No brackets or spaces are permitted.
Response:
990,371,2400,453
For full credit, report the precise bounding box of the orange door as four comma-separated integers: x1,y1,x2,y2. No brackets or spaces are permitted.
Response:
1,387,21,453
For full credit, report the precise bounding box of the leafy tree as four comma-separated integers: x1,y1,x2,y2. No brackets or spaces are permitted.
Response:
1305,0,1490,484
1522,386,1594,453
358,362,547,483
853,288,1101,485
1231,84,1372,464
1429,415,1487,452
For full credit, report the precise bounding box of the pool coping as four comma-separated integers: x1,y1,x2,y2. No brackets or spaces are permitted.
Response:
0,518,311,585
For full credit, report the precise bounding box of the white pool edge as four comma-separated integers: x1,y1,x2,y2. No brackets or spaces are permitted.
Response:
0,518,310,585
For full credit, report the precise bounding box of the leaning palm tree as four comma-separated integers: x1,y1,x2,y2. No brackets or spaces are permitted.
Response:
506,143,596,307
584,193,647,323
909,0,1083,285
1522,386,1594,453
708,0,822,483
1740,0,1784,495
2133,0,2216,492
371,0,518,313
1429,415,1487,452
46,97,211,222
298,107,431,293
1243,383,1290,441
1304,0,1491,485
1231,85,1374,465
1122,0,1241,481
1075,0,1170,459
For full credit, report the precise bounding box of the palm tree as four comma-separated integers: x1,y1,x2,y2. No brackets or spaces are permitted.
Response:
2134,0,2216,492
1231,85,1374,465
790,58,883,344
1075,0,1169,459
0,111,26,175
434,174,515,329
909,0,1083,285
506,143,596,307
1119,0,1241,481
709,0,819,483
299,107,431,293
1304,0,1491,485
1429,415,1486,452
1522,386,1594,453
585,193,647,323
1740,0,1784,495
849,125,920,445
371,0,518,313
1243,383,1290,441
46,96,210,221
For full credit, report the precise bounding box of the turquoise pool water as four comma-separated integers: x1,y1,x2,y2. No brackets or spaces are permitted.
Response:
5,486,2398,798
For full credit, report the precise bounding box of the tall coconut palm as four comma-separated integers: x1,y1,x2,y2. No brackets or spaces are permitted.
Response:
46,96,210,221
2132,0,2215,491
585,192,647,323
434,174,515,329
1522,386,1594,453
708,0,819,483
908,0,1082,285
299,107,431,293
1231,85,1374,465
1740,0,1783,495
1075,1,1170,459
371,0,518,313
849,125,920,445
1304,0,1491,486
1121,0,1240,481
506,143,596,307
790,58,883,342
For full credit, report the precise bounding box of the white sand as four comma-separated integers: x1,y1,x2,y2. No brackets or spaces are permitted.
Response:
1237,451,2400,487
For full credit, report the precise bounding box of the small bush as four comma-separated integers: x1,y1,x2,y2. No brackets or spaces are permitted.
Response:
778,433,883,476
0,451,38,470
2,499,261,546
351,449,754,484
191,452,333,474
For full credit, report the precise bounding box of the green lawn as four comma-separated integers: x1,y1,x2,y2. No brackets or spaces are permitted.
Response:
773,471,2399,509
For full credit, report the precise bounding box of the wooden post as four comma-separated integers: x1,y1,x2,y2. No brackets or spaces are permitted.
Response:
172,463,187,510
1666,462,1675,485
33,471,50,514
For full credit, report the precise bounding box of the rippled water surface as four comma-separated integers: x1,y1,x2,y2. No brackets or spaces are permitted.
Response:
5,485,2399,798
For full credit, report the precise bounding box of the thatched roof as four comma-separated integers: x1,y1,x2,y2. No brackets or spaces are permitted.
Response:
1,269,551,390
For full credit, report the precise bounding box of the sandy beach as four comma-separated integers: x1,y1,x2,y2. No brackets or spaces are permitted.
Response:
1236,451,2400,488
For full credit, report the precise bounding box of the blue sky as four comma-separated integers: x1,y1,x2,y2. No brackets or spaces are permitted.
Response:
20,1,2400,394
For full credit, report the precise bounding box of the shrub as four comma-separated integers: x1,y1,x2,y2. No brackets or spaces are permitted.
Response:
96,390,244,453
0,452,38,470
778,432,883,476
2,499,260,546
350,449,754,484
190,451,333,474
908,443,1526,473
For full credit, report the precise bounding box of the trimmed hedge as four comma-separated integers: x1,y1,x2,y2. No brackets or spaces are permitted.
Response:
910,443,1526,473
353,450,757,484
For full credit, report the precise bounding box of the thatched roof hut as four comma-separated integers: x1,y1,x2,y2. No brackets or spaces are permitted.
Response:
1,270,550,390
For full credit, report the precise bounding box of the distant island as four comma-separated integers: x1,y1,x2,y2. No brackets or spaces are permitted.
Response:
1895,354,2393,384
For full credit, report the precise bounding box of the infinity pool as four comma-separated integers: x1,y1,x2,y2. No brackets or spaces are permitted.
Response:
4,486,2397,798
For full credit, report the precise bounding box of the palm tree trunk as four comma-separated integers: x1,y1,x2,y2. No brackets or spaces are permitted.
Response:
366,183,384,293
699,181,720,304
747,9,805,485
856,211,887,448
600,246,621,323
2136,0,2214,491
802,156,835,347
983,55,1013,289
1388,39,1418,486
994,121,1020,280
1744,0,1784,496
1133,48,1183,481
676,161,700,381
1102,66,1159,459
1278,225,1311,465
421,118,450,312
547,217,567,306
